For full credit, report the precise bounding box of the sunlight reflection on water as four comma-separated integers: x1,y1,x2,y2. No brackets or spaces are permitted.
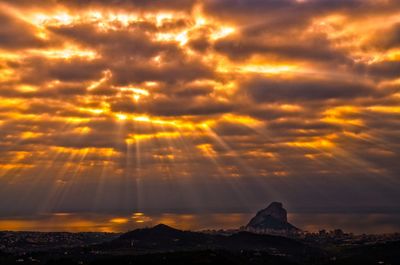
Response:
0,213,399,234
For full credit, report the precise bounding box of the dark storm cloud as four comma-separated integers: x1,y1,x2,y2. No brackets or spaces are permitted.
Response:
371,22,400,50
214,36,350,63
145,97,234,116
203,0,400,20
5,0,197,11
109,97,138,113
211,121,254,136
267,119,341,135
0,11,46,50
57,0,197,11
49,23,177,58
357,61,400,80
14,57,106,85
244,77,380,103
111,60,214,85
243,106,309,122
85,118,176,135
174,84,213,97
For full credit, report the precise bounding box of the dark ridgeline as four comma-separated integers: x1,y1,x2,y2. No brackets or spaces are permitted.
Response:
107,223,310,253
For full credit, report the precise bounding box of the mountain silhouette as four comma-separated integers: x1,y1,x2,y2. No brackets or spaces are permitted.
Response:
246,202,299,231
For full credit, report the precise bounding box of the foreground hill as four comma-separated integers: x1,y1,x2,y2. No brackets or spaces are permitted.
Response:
326,240,400,265
105,223,308,252
96,224,323,264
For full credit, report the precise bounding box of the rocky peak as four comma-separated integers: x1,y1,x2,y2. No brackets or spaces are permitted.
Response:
246,202,299,231
259,202,288,222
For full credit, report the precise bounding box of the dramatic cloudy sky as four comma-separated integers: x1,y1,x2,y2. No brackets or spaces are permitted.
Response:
0,0,399,231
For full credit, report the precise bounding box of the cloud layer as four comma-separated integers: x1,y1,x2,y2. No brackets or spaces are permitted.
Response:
0,0,399,219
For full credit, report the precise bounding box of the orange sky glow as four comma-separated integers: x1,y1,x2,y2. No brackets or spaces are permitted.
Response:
0,0,399,232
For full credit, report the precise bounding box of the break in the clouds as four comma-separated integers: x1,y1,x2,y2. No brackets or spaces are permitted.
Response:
0,0,399,221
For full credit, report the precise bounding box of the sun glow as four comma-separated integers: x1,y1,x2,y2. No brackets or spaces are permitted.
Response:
31,47,98,60
238,64,297,74
287,139,335,149
322,106,363,126
110,218,129,224
211,26,236,40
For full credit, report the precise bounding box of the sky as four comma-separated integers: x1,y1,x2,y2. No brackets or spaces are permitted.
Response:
0,0,399,231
